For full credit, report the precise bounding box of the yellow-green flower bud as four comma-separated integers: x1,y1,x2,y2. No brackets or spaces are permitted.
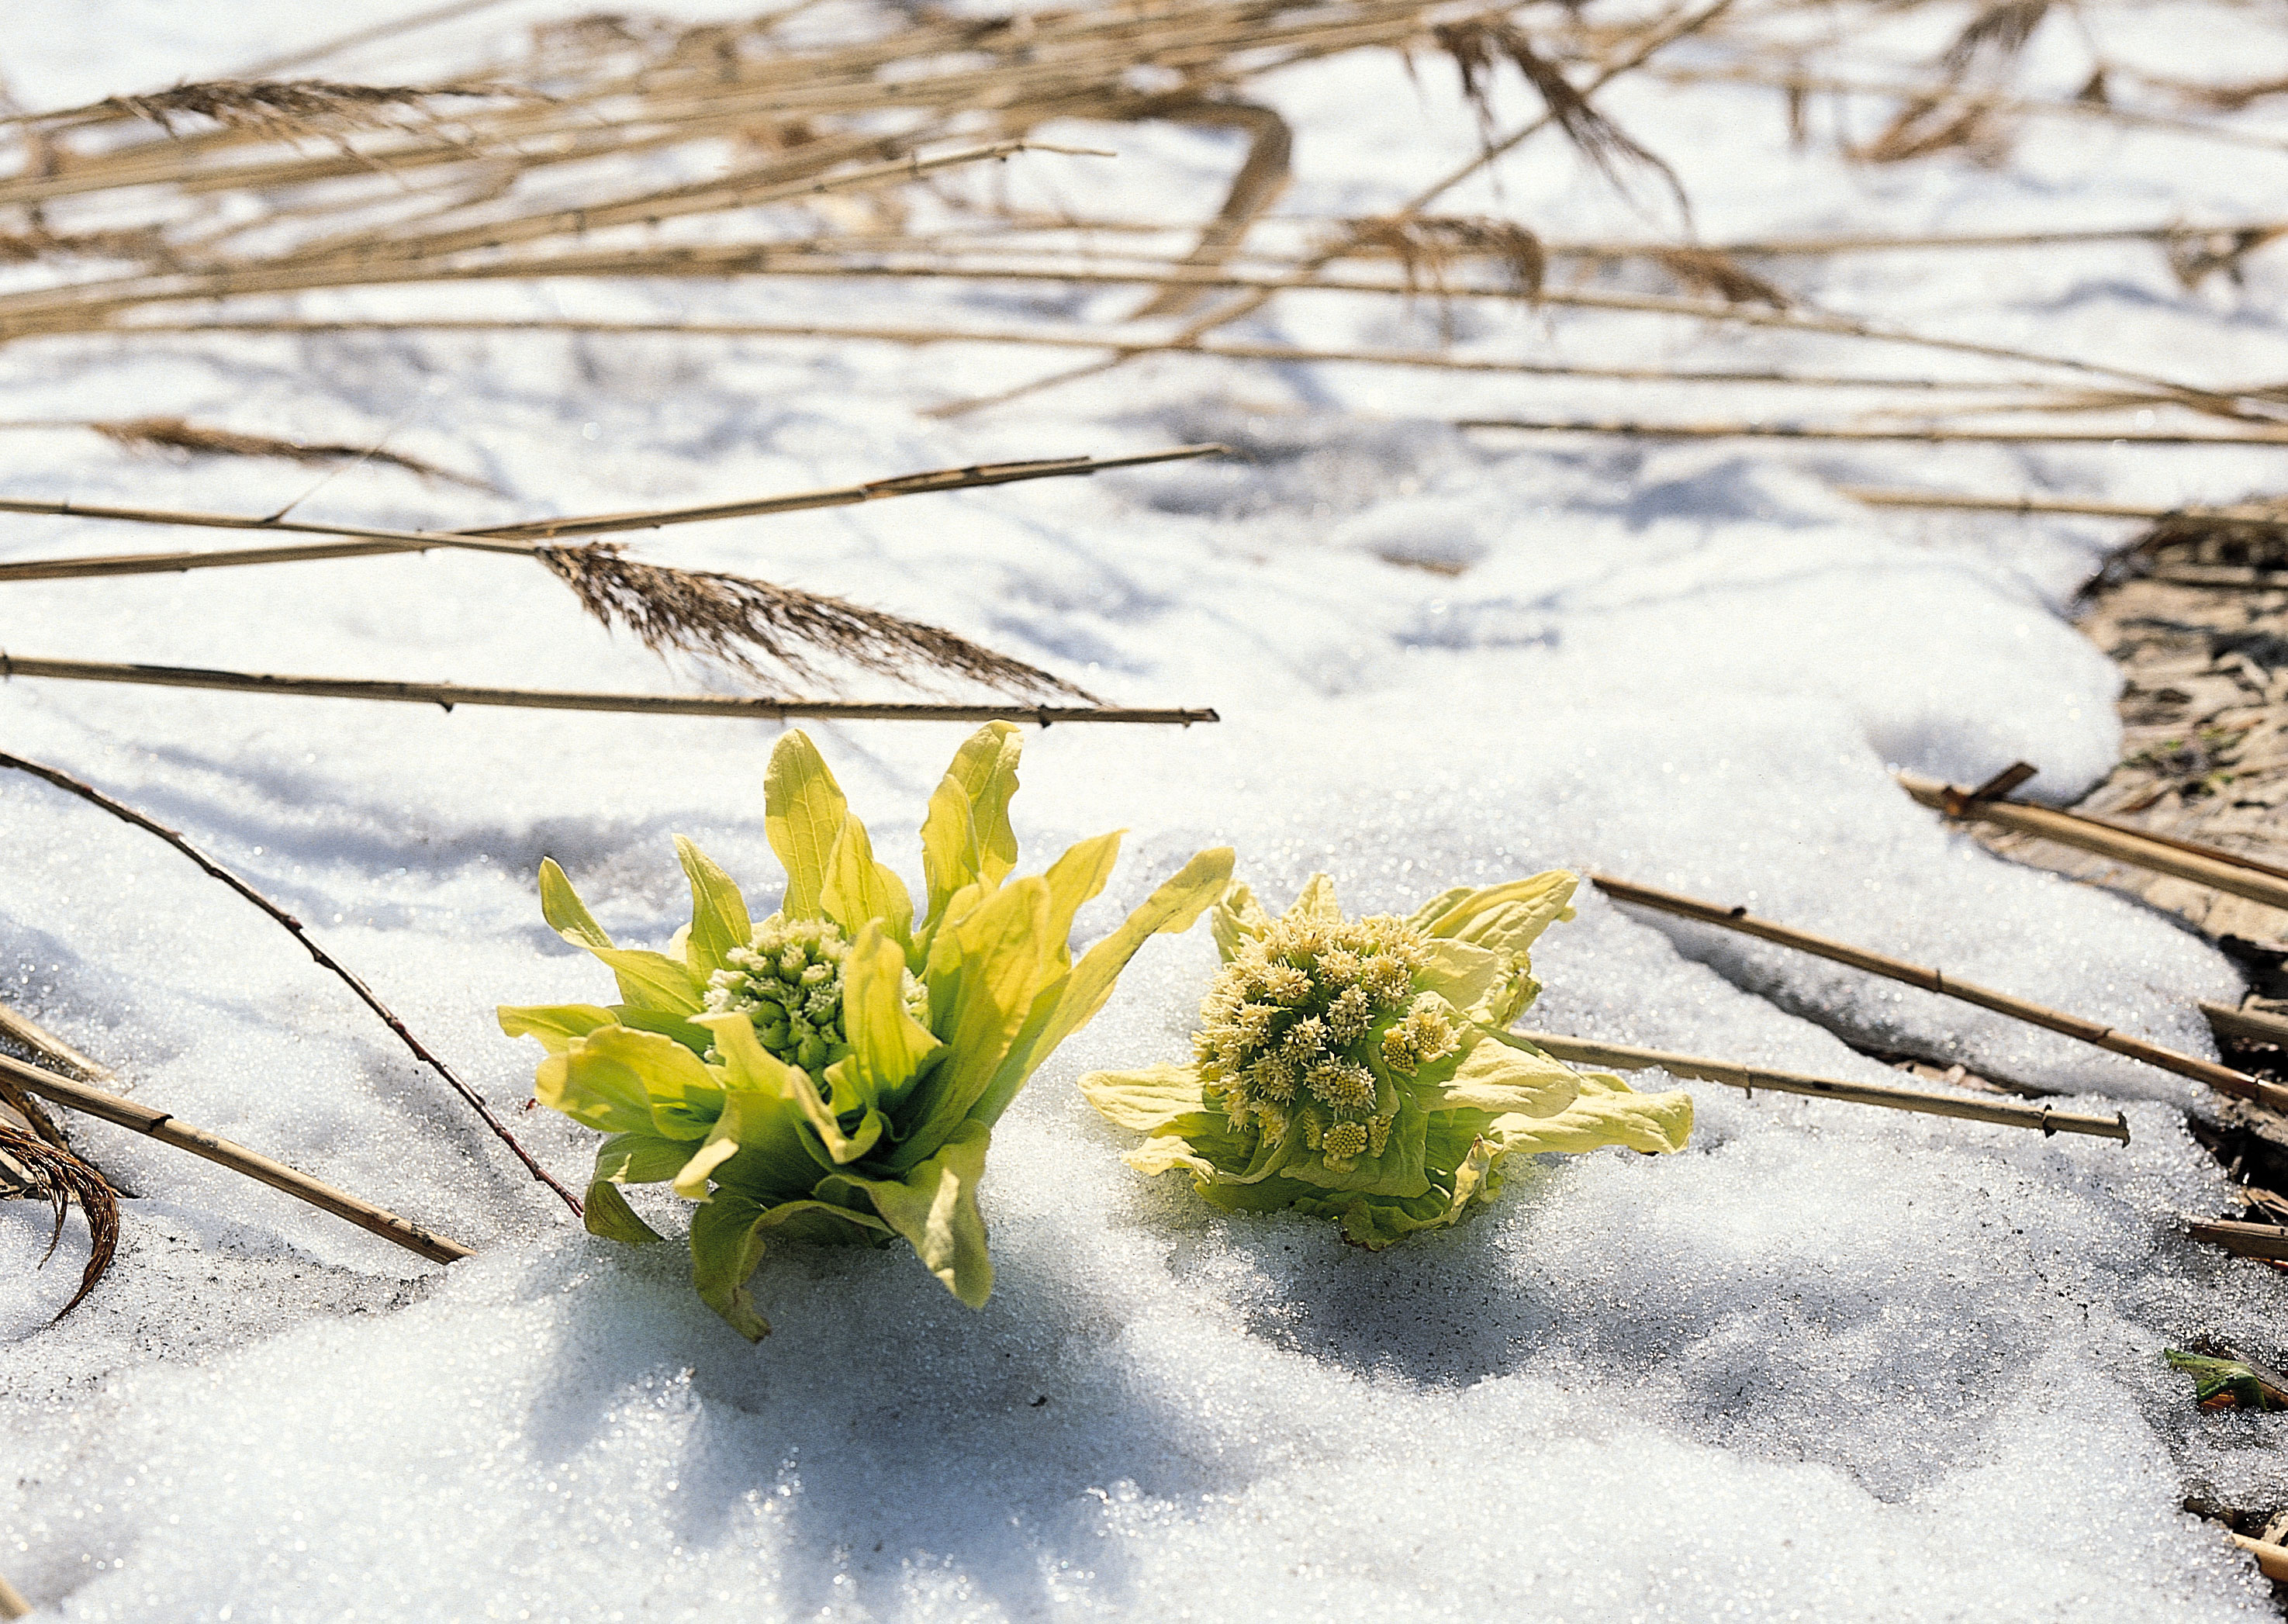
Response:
1193,914,1430,1170
703,917,929,1075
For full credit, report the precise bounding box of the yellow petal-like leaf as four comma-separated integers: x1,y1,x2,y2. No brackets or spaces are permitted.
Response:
765,731,847,921
1077,1064,1208,1132
1413,871,1579,956
583,1178,666,1244
1420,938,1505,1013
842,921,943,1104
1209,879,1268,962
1488,1070,1694,1155
1042,830,1124,958
827,1119,994,1307
893,878,1057,1167
496,1002,617,1056
536,859,703,1014
675,836,752,978
1285,872,1343,922
1030,846,1236,1066
942,722,1023,886
1420,1031,1581,1118
1124,1134,1219,1178
821,811,914,943
671,1131,744,1201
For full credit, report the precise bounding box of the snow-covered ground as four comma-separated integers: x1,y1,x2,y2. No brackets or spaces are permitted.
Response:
7,2,2288,1618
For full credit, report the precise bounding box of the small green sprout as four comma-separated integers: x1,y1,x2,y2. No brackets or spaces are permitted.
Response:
499,722,1232,1339
1080,870,1692,1246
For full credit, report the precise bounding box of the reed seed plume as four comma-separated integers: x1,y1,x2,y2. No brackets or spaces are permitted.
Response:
0,1120,119,1321
39,78,523,136
1651,247,1790,307
1432,18,1689,219
83,416,491,488
1347,215,1547,299
1938,0,2051,78
537,543,1097,701
0,226,168,265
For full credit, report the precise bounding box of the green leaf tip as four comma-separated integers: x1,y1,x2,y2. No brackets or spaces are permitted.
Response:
500,722,1223,1337
1080,868,1693,1246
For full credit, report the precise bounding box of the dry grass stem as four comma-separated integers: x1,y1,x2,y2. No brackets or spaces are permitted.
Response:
0,1051,472,1266
1591,872,2283,1107
43,416,490,485
0,998,108,1080
2,1118,119,1320
19,78,524,136
0,654,1218,724
1844,487,2288,528
84,319,2069,397
1518,1031,2131,1140
1458,416,2288,446
1897,768,2288,915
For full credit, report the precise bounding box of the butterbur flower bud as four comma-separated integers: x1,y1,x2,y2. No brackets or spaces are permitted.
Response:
500,722,1233,1339
1082,870,1694,1248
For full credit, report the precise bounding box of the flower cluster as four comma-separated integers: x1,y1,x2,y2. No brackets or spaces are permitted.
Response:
1081,871,1692,1247
500,722,1232,1339
1196,914,1442,1168
700,916,932,1074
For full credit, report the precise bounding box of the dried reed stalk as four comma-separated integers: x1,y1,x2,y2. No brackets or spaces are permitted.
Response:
396,257,2267,423
929,0,1738,415
1847,486,2288,529
0,747,585,1217
71,416,491,486
1898,769,2288,914
1591,872,2286,1110
1647,63,2288,157
0,1570,25,1619
2,1118,119,1318
1458,417,2288,447
0,998,107,1079
0,444,1225,579
2230,1532,2288,1583
1517,1031,2131,1140
2192,1219,2288,1264
0,1052,471,1266
2202,1000,2288,1050
22,79,520,137
0,655,1217,724
91,318,2064,396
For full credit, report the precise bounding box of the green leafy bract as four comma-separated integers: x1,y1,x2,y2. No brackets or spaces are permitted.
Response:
1079,870,1692,1247
501,721,1232,1339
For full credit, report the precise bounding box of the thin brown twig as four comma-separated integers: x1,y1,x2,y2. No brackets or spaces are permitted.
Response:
0,748,585,1216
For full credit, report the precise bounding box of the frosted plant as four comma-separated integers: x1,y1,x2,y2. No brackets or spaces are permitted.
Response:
499,722,1232,1339
1080,871,1692,1246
